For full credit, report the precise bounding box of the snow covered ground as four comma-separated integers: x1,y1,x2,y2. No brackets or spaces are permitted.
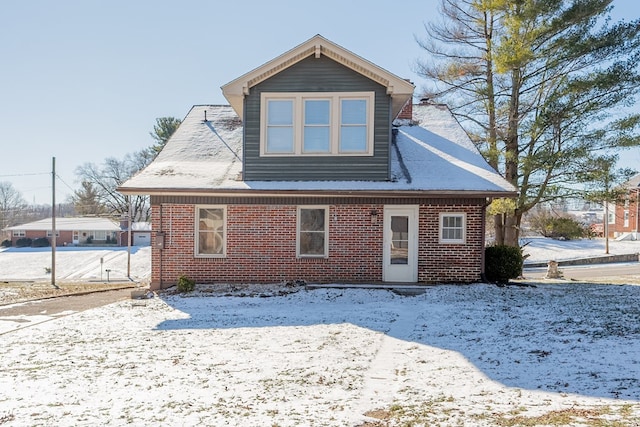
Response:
521,236,640,264
1,238,639,425
0,246,151,282
1,284,639,426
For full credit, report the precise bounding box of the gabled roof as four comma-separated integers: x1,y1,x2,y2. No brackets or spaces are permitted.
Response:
221,34,415,120
118,104,516,197
623,173,640,189
5,217,121,232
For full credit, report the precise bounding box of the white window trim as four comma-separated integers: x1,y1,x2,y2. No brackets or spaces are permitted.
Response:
297,206,329,258
13,230,26,237
260,91,375,157
46,230,61,237
439,213,466,244
195,205,227,258
607,202,616,224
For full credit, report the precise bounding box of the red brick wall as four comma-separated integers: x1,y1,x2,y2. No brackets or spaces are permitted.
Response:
150,201,486,288
10,230,73,247
418,204,484,283
610,189,639,236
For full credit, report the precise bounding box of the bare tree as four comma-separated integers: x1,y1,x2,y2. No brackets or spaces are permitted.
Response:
75,150,151,221
0,181,28,230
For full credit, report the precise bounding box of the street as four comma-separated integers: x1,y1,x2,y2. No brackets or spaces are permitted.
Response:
524,261,640,283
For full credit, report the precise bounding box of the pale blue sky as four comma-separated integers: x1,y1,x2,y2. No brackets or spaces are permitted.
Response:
1,0,638,205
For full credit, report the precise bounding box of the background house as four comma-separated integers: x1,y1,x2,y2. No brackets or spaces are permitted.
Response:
4,217,121,247
119,35,516,289
609,173,640,240
118,220,152,246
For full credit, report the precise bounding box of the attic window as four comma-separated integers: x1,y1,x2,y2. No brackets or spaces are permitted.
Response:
261,92,374,156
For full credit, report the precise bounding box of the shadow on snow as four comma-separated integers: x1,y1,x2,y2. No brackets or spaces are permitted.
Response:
155,283,640,401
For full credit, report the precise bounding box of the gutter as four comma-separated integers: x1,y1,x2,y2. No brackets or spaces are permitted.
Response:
117,187,518,199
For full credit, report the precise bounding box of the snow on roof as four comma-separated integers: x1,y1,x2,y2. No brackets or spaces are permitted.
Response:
119,104,516,196
120,105,244,192
131,222,151,232
623,172,640,189
5,217,121,232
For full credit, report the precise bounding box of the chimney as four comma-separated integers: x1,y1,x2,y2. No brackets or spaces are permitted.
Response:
397,99,413,120
396,79,414,120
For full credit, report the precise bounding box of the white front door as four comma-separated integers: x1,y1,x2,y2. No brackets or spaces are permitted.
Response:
72,231,79,245
383,206,419,282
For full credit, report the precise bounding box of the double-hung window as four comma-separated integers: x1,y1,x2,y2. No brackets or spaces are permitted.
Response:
340,99,368,152
297,207,329,257
266,99,294,153
261,92,374,156
303,99,331,153
440,213,465,244
196,206,226,257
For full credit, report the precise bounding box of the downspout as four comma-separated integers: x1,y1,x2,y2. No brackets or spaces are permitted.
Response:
480,198,489,283
636,188,639,236
158,203,163,289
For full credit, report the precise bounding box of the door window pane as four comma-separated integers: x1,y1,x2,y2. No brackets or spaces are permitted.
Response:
391,216,409,264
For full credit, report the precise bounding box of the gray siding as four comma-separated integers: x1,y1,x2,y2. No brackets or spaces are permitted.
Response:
243,55,392,181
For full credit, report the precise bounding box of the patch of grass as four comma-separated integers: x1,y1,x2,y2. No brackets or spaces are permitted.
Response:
0,281,137,305
366,402,640,427
0,413,15,425
484,406,640,427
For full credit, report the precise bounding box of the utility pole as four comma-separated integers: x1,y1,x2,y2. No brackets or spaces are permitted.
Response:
51,157,58,288
127,199,132,279
604,201,610,255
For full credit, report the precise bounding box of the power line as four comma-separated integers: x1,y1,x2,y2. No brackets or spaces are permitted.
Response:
55,173,76,194
0,172,49,178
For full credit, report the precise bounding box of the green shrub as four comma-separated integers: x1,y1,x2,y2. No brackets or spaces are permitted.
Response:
32,237,50,247
176,275,196,293
528,211,586,240
485,245,524,284
0,239,10,248
16,237,32,248
545,217,586,240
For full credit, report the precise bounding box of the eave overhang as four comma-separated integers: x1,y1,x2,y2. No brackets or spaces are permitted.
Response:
118,187,517,200
220,34,415,121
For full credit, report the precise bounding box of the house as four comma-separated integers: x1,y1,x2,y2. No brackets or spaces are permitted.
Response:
118,35,516,290
118,219,152,246
608,173,640,240
4,217,121,246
